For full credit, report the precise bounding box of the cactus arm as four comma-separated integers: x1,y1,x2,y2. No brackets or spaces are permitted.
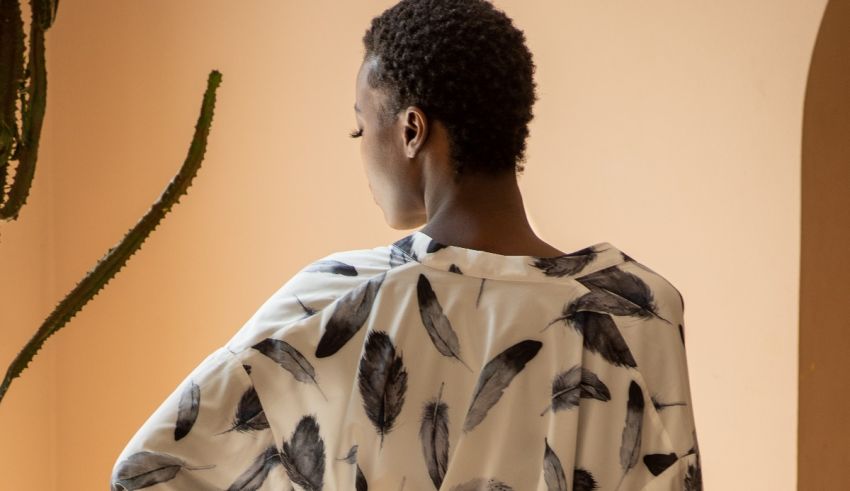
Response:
0,69,223,404
0,0,26,204
0,0,49,221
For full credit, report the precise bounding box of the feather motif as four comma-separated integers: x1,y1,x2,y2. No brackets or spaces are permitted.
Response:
530,245,600,277
227,445,281,491
540,365,610,416
316,272,386,358
356,463,368,491
463,339,543,432
292,294,318,318
217,385,269,434
111,451,214,490
419,381,450,488
450,477,514,490
475,278,486,307
281,414,326,491
651,393,687,411
569,288,652,319
337,444,358,464
619,380,644,478
643,452,678,476
303,259,358,276
416,273,472,371
174,379,200,440
252,338,328,400
543,437,567,491
572,468,598,491
575,266,668,324
427,239,448,253
685,428,704,490
543,308,636,368
335,445,368,489
390,235,417,267
685,459,702,491
358,330,408,447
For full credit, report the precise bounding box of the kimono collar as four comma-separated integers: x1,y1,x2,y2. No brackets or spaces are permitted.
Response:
388,229,626,284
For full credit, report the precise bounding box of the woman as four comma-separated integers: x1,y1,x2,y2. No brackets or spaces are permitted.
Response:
112,1,702,490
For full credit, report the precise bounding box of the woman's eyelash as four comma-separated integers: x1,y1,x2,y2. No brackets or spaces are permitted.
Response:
349,127,363,138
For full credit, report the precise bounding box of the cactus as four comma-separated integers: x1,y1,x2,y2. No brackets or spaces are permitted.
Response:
0,0,55,223
0,0,224,405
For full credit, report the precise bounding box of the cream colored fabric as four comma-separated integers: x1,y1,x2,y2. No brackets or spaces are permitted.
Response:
111,229,702,490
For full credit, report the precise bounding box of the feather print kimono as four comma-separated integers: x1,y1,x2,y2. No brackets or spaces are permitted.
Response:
111,229,703,490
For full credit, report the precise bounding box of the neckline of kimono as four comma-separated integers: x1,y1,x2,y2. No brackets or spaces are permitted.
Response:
389,229,626,283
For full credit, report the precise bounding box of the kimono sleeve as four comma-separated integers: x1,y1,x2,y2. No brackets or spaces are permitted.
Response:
110,347,290,490
224,249,389,353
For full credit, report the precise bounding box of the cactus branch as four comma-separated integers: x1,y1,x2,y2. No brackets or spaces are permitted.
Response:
0,69,223,404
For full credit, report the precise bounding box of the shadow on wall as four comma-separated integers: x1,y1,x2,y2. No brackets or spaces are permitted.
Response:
799,0,850,490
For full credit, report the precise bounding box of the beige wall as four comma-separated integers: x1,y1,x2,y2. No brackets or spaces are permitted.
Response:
0,1,831,489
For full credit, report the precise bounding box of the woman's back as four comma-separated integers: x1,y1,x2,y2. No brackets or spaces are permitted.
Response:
111,229,702,490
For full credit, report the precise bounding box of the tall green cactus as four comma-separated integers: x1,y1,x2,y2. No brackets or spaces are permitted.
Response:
0,0,224,405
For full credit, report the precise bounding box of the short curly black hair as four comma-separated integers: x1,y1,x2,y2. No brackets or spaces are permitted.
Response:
361,0,538,178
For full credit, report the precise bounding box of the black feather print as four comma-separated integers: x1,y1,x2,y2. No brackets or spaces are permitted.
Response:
111,451,214,490
390,235,417,267
280,414,326,491
463,339,543,432
543,309,637,368
685,461,702,491
337,444,358,464
569,288,658,321
356,463,368,491
426,239,449,253
650,393,687,411
217,385,269,435
575,266,670,325
539,365,611,416
336,445,368,490
616,380,645,489
227,445,281,491
316,272,386,358
295,294,318,317
416,273,473,371
110,232,699,489
304,259,359,276
358,330,408,447
685,428,704,490
643,452,678,476
419,381,450,488
572,468,598,491
252,338,328,401
531,245,600,277
625,255,687,316
174,379,200,441
475,278,485,307
450,477,514,490
542,437,567,491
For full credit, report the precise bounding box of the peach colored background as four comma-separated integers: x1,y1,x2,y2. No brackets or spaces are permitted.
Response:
0,1,830,489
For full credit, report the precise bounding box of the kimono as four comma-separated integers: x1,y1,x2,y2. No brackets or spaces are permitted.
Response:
111,229,703,490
